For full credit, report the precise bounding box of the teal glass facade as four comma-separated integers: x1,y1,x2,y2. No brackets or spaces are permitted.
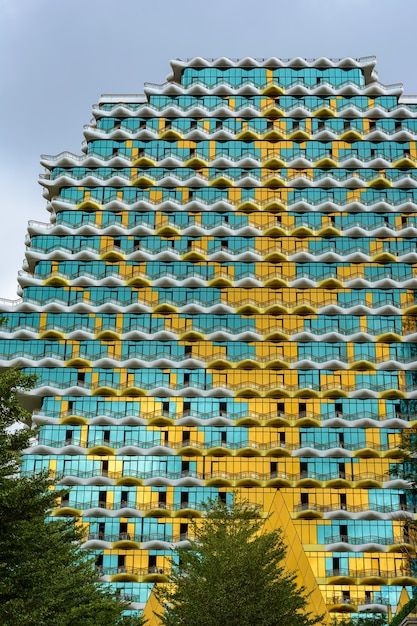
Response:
2,57,417,620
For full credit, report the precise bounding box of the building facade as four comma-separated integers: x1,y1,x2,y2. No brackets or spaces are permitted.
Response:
2,56,417,621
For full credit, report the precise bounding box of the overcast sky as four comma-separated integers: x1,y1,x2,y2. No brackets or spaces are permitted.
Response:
1,0,417,300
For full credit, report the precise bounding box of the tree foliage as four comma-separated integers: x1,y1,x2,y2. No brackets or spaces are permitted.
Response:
0,367,146,626
0,368,37,477
388,596,417,626
392,428,417,495
155,498,322,626
390,428,417,542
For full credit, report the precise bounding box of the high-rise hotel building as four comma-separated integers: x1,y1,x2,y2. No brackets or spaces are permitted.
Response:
2,56,417,622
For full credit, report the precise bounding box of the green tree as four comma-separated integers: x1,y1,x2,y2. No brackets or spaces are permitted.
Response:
0,368,37,476
386,428,417,626
392,427,417,495
155,498,322,626
0,368,146,626
390,427,417,543
389,596,417,626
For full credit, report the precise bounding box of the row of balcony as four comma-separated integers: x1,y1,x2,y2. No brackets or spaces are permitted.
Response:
145,76,401,94
84,123,417,143
29,215,417,236
50,192,417,213
33,407,413,425
295,502,416,514
27,262,417,280
6,317,414,335
32,436,402,454
50,197,417,220
44,166,417,185
26,241,417,264
85,551,417,587
58,499,205,514
85,526,411,547
7,352,417,373
112,584,392,612
87,530,190,543
21,269,417,289
4,322,416,343
27,467,407,487
11,339,416,357
84,528,417,556
324,534,411,547
30,235,417,255
44,149,417,170
26,218,417,247
326,594,390,612
6,340,417,360
6,294,417,317
93,98,417,116
95,565,168,582
20,377,417,399
324,567,416,582
58,502,412,523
